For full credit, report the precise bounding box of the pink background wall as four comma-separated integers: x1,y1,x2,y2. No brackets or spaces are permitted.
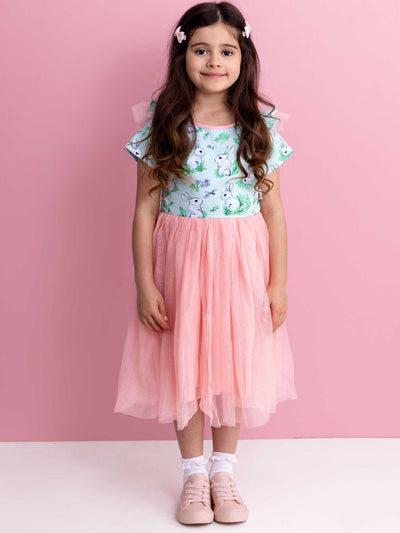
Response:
1,1,399,441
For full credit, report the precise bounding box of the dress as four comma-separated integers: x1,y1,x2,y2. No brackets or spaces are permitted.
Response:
114,99,298,430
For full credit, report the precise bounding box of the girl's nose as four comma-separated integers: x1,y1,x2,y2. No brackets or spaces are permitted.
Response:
207,56,221,68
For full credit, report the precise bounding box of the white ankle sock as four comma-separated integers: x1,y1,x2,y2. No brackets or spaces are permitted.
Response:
179,454,208,484
209,451,237,480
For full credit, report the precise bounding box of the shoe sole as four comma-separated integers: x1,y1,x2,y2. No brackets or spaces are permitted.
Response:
177,510,214,524
214,511,249,523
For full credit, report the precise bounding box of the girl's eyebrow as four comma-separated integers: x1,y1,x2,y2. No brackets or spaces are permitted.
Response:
189,42,239,49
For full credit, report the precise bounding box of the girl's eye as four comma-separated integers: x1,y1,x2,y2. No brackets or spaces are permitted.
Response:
195,49,233,56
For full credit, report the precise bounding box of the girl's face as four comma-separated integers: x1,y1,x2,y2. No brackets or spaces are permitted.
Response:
185,22,242,96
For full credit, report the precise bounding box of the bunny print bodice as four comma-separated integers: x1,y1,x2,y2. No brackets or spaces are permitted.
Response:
125,109,294,218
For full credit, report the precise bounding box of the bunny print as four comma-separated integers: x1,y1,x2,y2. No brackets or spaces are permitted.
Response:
181,192,205,218
125,111,294,218
186,142,205,171
215,146,236,177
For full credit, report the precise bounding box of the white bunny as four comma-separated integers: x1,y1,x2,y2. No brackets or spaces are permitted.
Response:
220,182,241,212
181,192,204,217
215,146,235,176
241,171,256,186
187,142,205,170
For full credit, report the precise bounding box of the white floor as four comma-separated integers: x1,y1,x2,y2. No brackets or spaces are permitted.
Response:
0,438,399,532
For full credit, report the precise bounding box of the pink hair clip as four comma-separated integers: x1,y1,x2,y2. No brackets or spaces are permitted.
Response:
242,20,251,38
174,26,186,44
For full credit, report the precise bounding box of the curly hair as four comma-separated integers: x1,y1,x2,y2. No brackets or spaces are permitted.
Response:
136,2,280,200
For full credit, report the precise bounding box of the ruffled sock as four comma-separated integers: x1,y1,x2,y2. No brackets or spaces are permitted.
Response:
208,450,237,480
178,454,209,484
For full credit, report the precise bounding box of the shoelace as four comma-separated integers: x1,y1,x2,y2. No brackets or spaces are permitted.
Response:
211,479,242,504
183,479,210,506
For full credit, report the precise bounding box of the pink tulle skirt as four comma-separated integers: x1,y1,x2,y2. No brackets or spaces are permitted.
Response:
114,211,297,430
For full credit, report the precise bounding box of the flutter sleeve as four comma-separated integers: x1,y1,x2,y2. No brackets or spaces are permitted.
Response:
261,109,294,175
124,98,157,167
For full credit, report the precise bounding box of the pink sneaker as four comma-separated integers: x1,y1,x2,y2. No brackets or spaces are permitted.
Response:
176,473,214,524
210,472,249,523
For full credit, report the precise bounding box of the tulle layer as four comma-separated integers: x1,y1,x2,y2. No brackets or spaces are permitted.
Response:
114,211,297,430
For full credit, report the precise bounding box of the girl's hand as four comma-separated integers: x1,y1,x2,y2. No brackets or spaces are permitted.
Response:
136,282,170,333
267,284,288,333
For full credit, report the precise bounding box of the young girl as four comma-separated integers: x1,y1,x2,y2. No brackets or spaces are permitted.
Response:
114,1,297,525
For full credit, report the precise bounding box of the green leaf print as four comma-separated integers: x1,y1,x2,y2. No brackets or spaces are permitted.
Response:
141,124,151,136
215,132,231,143
236,193,251,211
184,160,205,174
161,199,173,214
232,159,241,175
179,206,187,217
213,167,226,179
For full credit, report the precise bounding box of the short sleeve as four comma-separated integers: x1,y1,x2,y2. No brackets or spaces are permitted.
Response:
124,118,156,167
261,110,294,175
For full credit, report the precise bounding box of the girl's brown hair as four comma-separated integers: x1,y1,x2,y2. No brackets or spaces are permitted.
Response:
138,1,280,199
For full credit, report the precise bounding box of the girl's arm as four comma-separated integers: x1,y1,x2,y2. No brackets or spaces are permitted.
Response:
132,160,161,289
259,168,288,288
259,168,289,330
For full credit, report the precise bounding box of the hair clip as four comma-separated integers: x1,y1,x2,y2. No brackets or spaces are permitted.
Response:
174,22,249,43
174,26,186,43
242,20,251,38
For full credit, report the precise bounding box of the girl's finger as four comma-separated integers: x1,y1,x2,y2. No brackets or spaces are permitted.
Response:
148,314,163,332
158,302,169,330
142,316,152,330
143,314,162,332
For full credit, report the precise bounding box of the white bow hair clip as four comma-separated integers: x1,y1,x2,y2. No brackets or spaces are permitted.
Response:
242,20,251,38
174,21,251,44
174,26,186,44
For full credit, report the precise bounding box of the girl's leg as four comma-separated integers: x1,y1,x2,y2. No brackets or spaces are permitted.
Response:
211,421,241,453
209,420,249,523
209,415,242,479
173,398,204,457
174,400,209,483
